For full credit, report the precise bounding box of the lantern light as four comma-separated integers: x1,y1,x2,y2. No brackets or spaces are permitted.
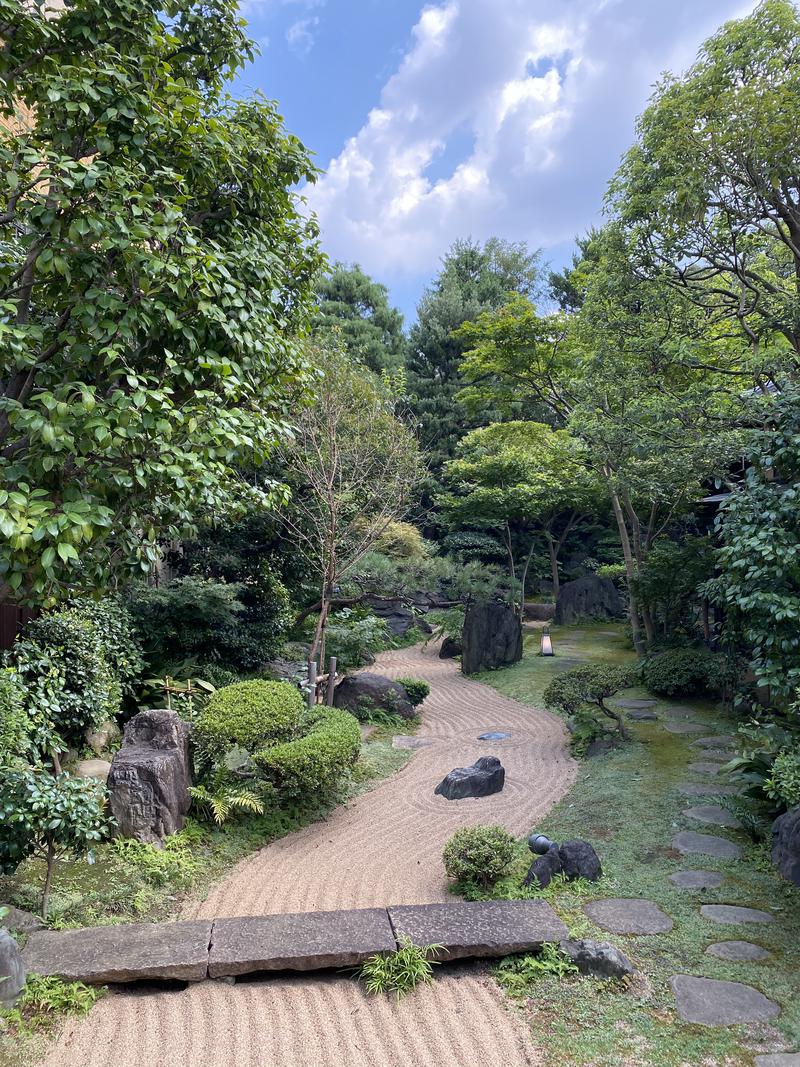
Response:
540,628,554,657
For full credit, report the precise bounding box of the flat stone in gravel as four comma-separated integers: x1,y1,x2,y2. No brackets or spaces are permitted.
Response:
701,904,774,926
673,831,742,860
679,782,741,797
664,721,707,735
391,735,435,749
208,909,396,978
755,1056,800,1066
670,974,780,1025
388,900,567,961
583,898,673,934
614,699,658,708
693,735,735,748
687,761,724,776
706,941,771,961
23,921,212,984
684,804,742,829
668,870,724,890
627,710,658,721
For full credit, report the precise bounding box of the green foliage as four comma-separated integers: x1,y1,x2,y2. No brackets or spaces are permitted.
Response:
254,707,361,799
2,973,103,1039
764,748,800,810
373,521,427,560
632,536,715,639
442,825,517,888
494,945,578,995
0,669,28,761
567,706,612,758
425,606,465,643
188,780,266,825
396,677,430,707
315,610,392,670
197,663,242,691
314,262,405,374
193,680,303,766
544,665,633,717
356,936,442,1000
641,647,728,698
68,598,144,700
107,836,200,888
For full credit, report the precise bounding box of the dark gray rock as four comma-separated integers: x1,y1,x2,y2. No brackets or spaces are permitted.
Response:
208,909,396,978
584,898,673,934
706,941,771,961
701,904,774,925
523,845,562,889
668,870,724,891
439,636,462,659
107,709,192,846
23,920,212,984
1,906,44,935
684,804,742,829
687,761,724,777
434,756,505,800
559,938,635,979
673,831,742,859
664,721,706,735
558,840,603,881
554,576,624,626
692,735,736,748
461,602,522,674
679,782,741,798
627,710,658,721
388,900,567,962
524,602,556,622
0,928,25,1006
772,805,800,886
362,597,433,637
586,737,617,758
670,974,780,1025
333,672,415,721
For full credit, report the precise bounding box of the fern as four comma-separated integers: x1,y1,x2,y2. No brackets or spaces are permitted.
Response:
188,784,265,825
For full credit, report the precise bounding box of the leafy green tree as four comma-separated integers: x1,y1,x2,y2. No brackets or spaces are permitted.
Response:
314,263,405,374
0,0,321,604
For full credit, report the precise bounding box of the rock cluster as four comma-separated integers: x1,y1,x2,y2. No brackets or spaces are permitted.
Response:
524,838,602,889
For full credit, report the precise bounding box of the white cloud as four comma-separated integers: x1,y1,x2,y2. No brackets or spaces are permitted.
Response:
286,14,319,54
307,0,753,279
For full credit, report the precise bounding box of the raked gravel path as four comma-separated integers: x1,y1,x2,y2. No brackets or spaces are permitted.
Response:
42,643,576,1067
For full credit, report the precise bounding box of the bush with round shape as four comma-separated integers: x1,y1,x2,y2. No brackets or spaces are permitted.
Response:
193,680,303,765
0,668,29,761
442,825,517,888
396,677,430,707
254,707,361,800
765,747,800,810
641,647,729,698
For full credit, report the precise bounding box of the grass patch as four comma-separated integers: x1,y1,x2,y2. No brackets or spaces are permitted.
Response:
0,975,102,1067
476,622,800,1067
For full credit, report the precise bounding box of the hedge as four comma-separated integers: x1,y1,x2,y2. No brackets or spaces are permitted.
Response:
641,647,729,698
254,707,361,799
193,680,304,764
0,669,28,762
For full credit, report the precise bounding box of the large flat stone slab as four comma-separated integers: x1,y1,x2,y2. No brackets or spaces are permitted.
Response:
23,921,212,984
684,804,742,829
670,974,780,1025
679,782,741,798
687,761,724,776
706,941,771,961
388,901,567,961
693,735,735,748
208,909,396,978
673,831,742,859
584,898,673,934
701,904,774,925
664,721,707,735
669,870,724,891
627,710,658,721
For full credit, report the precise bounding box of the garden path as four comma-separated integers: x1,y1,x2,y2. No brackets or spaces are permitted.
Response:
42,642,576,1067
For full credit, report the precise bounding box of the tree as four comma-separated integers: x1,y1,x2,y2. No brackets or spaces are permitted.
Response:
443,421,601,610
314,263,405,375
544,664,635,742
0,0,321,604
279,343,423,665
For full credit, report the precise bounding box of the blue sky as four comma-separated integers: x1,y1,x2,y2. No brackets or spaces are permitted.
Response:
235,0,754,324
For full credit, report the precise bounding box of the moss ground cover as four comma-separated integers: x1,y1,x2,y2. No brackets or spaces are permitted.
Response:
479,623,800,1067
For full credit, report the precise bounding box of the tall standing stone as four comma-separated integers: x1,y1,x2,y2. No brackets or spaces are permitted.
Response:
554,576,624,625
461,601,522,675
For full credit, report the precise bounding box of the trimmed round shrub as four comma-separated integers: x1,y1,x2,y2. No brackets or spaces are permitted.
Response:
765,748,800,809
442,825,517,888
194,680,303,763
0,669,28,762
396,677,430,707
254,707,361,799
641,647,728,698
544,664,634,716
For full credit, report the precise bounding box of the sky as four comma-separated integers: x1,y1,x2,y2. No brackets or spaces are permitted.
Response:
234,0,754,323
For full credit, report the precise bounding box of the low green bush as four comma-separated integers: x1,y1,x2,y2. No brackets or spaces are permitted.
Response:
396,677,430,707
197,663,242,691
544,664,634,745
357,935,441,999
765,747,800,810
68,597,144,700
442,825,517,888
254,707,361,799
193,680,303,765
0,668,28,761
641,646,728,697
312,609,391,669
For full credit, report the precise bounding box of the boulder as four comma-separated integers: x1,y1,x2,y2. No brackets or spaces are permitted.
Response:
554,576,624,626
558,839,603,881
772,805,800,886
107,709,192,846
363,597,433,637
523,844,562,889
559,938,635,979
333,673,415,721
434,756,505,800
461,602,522,675
74,758,112,783
0,907,44,936
84,719,120,756
439,637,462,660
524,602,556,622
0,928,25,1007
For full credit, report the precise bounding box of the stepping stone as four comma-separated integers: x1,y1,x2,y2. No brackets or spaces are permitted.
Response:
706,941,771,961
388,900,567,962
664,721,706,735
701,905,774,925
23,920,212,984
583,898,673,934
669,870,724,891
670,974,780,1025
687,761,724,776
693,750,735,762
756,1056,800,1066
673,831,742,860
693,735,735,748
208,908,396,978
614,699,658,709
392,735,434,749
679,782,741,797
478,731,511,740
684,804,742,829
665,706,700,720
627,710,658,721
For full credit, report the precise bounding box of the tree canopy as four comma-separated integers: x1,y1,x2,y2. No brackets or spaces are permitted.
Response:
314,262,405,375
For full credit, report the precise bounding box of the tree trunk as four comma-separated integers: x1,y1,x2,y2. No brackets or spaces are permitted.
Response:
598,698,630,741
519,541,536,621
544,532,560,601
309,580,334,667
607,484,645,654
42,843,56,919
502,522,517,613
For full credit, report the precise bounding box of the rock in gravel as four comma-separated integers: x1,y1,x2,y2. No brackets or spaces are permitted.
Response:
668,870,724,891
439,637,462,659
584,898,673,935
559,938,635,979
333,673,416,721
558,840,603,882
684,804,742,829
478,731,511,740
772,805,800,886
701,904,774,925
670,974,780,1025
673,832,742,860
0,928,25,1007
706,941,771,961
461,602,522,674
434,756,505,800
